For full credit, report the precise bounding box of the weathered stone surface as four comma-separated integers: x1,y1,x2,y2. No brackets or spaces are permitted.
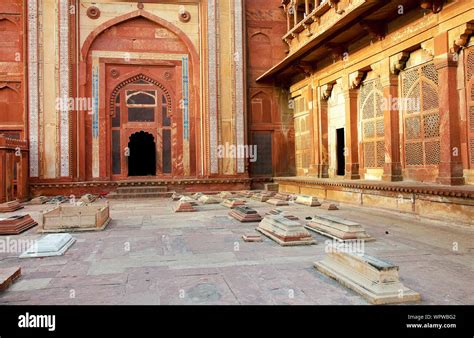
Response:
179,196,198,206
323,203,339,210
314,251,421,304
221,198,246,209
192,192,204,200
41,204,111,232
264,183,279,192
238,191,253,198
306,215,374,241
0,201,23,213
0,215,38,235
0,267,21,292
47,196,68,204
229,206,262,222
257,215,316,246
20,234,76,258
295,195,321,207
80,194,97,204
274,193,290,201
251,193,271,202
198,195,220,204
171,193,183,201
242,234,263,242
266,198,289,206
29,196,49,205
217,191,234,199
174,202,196,212
266,209,299,221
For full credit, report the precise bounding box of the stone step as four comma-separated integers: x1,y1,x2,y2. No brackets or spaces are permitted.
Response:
116,186,168,194
107,191,173,199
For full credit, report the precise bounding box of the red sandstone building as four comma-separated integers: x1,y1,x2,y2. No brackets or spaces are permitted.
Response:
0,0,473,223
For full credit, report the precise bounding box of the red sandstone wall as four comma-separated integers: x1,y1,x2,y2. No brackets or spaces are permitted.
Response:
245,0,296,177
0,0,25,140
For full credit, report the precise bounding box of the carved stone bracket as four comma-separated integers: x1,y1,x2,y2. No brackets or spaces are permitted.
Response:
390,52,410,75
349,71,367,89
419,0,444,14
360,21,387,41
329,0,344,15
294,61,314,78
451,22,474,54
327,43,347,62
321,83,334,101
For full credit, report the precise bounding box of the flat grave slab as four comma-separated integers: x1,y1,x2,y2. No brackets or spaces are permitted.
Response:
20,234,76,258
305,215,374,241
295,195,321,207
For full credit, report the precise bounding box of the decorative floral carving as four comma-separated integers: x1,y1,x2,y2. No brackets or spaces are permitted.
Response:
87,6,100,20
179,10,191,23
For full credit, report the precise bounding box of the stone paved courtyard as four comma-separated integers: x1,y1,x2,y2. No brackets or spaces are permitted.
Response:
0,197,473,305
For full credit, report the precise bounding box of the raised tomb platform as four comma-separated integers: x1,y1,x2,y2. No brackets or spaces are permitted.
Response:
20,234,76,258
40,204,110,233
306,215,374,242
229,206,262,222
314,251,420,304
174,201,196,212
256,215,316,246
266,209,299,221
29,196,49,205
80,194,97,204
0,215,38,235
251,192,275,202
179,196,198,206
198,195,221,204
171,193,183,201
266,198,289,206
295,195,321,207
0,201,24,213
221,198,246,209
0,267,21,292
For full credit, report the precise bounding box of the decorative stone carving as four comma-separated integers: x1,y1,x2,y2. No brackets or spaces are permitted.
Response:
178,10,191,23
390,52,410,75
110,68,120,79
349,70,367,89
257,215,316,246
86,6,101,20
451,22,474,53
20,234,76,258
306,215,374,241
315,251,421,304
0,215,38,235
321,83,334,100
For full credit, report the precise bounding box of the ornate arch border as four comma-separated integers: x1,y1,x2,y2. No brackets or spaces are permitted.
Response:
81,9,199,65
109,73,173,116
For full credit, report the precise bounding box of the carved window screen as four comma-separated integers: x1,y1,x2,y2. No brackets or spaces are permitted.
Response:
466,47,474,166
401,62,440,167
360,78,384,168
293,96,311,173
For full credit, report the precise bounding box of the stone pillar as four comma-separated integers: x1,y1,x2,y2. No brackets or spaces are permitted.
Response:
434,32,465,185
0,148,5,203
343,78,360,180
309,84,319,176
16,151,29,201
318,85,330,178
381,71,403,181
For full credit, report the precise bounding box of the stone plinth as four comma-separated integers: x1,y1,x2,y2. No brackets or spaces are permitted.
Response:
218,191,234,199
257,215,316,246
266,209,299,221
41,204,111,233
251,192,274,202
80,194,97,204
314,251,420,304
221,198,246,209
29,196,49,205
239,191,253,198
266,198,289,206
306,215,374,241
0,267,21,291
0,201,23,213
0,215,38,235
179,196,198,206
20,234,76,258
295,195,321,206
174,201,196,212
323,203,339,210
229,206,262,222
198,195,220,204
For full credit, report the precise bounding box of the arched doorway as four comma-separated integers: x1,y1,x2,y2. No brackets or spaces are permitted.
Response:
128,131,156,176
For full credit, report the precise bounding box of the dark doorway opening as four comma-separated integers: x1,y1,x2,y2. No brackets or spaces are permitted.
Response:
336,128,345,176
128,131,156,176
